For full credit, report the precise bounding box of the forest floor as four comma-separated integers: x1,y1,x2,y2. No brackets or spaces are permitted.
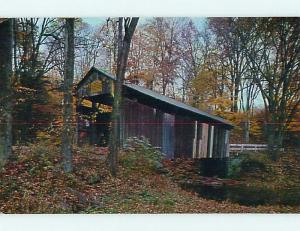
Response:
0,139,299,213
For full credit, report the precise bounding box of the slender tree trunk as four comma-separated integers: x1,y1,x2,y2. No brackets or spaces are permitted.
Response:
62,18,75,173
13,19,18,81
0,19,13,163
230,90,234,112
109,18,123,176
233,85,239,112
243,111,250,143
182,86,186,103
109,17,139,176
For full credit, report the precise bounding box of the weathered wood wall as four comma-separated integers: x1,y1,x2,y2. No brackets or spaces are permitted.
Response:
195,123,209,158
122,99,163,148
174,115,195,158
122,102,230,159
77,71,113,98
78,97,230,159
211,126,228,158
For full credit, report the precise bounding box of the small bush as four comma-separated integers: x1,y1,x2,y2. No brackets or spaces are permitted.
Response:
228,152,270,178
240,158,267,173
228,157,243,178
120,137,164,174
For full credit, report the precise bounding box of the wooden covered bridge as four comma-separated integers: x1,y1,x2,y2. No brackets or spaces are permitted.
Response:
76,67,234,160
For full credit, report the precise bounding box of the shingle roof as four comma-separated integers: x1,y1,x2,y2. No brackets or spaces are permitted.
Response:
124,83,233,128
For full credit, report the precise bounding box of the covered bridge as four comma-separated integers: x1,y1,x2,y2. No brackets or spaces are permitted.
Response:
76,67,234,159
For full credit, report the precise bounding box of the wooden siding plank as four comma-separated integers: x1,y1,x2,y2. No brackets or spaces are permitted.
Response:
192,121,198,158
212,126,218,158
162,113,175,159
196,123,202,158
202,123,209,158
208,125,214,158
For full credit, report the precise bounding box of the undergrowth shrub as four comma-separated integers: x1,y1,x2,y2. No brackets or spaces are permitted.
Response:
120,137,164,174
25,141,59,174
228,156,243,178
228,152,270,178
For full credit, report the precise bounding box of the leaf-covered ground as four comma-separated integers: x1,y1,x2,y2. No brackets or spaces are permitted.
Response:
0,140,299,213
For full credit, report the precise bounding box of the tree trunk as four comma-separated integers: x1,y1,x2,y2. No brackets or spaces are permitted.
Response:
243,111,250,143
267,116,283,161
62,18,75,173
0,19,13,163
233,81,239,112
109,18,123,176
109,17,139,176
